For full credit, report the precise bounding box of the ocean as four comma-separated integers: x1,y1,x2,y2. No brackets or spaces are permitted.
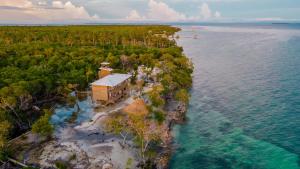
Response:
170,23,300,169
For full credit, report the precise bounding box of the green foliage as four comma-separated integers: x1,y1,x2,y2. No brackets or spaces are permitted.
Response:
158,55,193,93
0,109,11,158
0,120,11,148
31,110,53,137
0,25,192,151
153,110,166,124
69,154,76,161
160,74,174,93
148,89,165,107
66,95,77,106
22,167,39,169
175,89,190,104
126,158,133,169
104,112,127,135
0,147,10,161
55,161,68,169
105,111,164,162
106,52,120,68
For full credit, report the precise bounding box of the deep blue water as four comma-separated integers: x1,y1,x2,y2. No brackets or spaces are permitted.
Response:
170,24,300,169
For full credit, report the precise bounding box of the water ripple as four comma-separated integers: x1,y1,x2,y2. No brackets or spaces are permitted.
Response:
171,24,300,169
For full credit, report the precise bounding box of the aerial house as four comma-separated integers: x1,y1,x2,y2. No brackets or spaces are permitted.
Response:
91,74,132,104
91,62,131,104
98,62,113,78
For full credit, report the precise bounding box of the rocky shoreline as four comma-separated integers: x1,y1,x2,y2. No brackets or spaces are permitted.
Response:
155,102,187,169
8,96,138,169
8,91,188,169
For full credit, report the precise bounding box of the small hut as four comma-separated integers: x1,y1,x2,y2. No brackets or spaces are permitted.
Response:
98,62,113,79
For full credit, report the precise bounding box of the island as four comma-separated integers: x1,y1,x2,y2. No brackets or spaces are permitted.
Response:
0,25,193,169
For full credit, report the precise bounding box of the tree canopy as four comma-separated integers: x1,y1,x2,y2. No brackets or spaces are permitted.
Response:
0,25,192,156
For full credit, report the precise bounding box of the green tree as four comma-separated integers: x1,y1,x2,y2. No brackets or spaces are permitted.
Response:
128,53,138,69
106,52,120,68
104,112,130,145
160,73,174,92
0,120,10,149
153,110,165,124
120,54,129,70
148,87,165,107
32,110,53,137
85,67,94,83
139,54,154,67
0,25,193,155
0,109,11,160
175,89,190,104
127,114,162,163
105,111,163,164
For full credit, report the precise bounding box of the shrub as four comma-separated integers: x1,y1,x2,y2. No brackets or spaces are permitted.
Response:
153,110,165,124
175,89,190,104
31,110,53,137
55,161,68,169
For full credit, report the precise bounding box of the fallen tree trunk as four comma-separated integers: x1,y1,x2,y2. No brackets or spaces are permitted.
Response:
7,157,28,168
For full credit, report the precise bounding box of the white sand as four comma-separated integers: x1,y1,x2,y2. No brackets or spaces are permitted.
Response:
37,97,139,169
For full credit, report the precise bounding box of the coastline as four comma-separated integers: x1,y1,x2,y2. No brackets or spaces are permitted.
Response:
9,92,189,169
4,25,193,169
155,101,188,169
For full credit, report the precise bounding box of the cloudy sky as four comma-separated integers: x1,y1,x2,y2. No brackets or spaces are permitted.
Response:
0,0,300,24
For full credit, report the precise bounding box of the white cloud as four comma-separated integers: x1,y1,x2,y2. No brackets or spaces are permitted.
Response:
199,3,212,19
125,0,186,21
194,3,221,20
1,0,224,23
126,10,145,20
52,1,64,8
215,11,221,18
255,17,282,21
37,1,47,6
0,0,99,23
147,0,186,21
39,1,99,20
0,0,33,8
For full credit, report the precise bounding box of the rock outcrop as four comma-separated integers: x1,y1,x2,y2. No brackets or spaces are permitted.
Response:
155,102,188,169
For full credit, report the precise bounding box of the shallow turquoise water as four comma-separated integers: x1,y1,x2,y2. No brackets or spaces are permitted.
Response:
170,24,300,169
50,94,93,127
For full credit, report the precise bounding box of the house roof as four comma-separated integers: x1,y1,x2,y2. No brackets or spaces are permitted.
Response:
91,73,131,87
99,67,113,71
101,62,110,65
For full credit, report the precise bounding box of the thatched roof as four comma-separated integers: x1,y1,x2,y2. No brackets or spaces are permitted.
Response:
122,99,149,115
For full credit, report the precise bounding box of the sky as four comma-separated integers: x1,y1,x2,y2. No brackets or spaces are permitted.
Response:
0,0,300,24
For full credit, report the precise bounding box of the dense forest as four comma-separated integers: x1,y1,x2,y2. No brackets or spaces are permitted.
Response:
0,25,193,159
